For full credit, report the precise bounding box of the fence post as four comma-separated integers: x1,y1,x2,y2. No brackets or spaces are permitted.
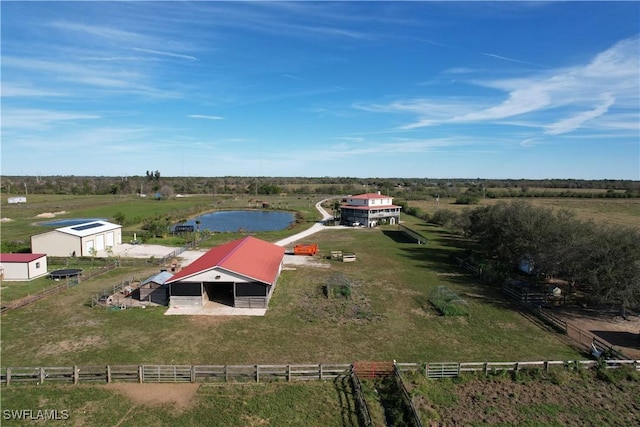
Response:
73,365,79,385
544,361,549,375
225,365,228,382
39,367,45,384
320,364,323,380
6,368,11,386
484,362,488,376
107,366,112,383
138,365,143,383
255,365,259,383
287,365,291,382
191,366,196,383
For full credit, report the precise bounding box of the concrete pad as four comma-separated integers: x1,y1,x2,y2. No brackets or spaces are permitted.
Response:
164,305,266,316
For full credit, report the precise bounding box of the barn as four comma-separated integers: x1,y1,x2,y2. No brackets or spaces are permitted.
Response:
138,271,173,305
165,236,285,309
0,253,48,281
31,221,122,257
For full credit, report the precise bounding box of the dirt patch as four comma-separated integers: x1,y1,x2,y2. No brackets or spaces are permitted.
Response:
37,335,105,357
35,211,68,218
105,383,199,410
551,306,640,359
0,217,14,222
421,372,640,426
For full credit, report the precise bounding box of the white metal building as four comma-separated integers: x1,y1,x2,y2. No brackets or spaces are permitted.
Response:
0,253,48,281
31,221,122,257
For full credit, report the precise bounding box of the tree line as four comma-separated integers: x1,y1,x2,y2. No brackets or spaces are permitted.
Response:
1,175,638,198
418,201,640,313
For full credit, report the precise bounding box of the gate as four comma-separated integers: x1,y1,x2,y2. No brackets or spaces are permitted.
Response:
352,361,395,379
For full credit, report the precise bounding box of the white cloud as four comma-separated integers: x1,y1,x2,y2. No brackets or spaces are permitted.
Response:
0,84,65,97
131,47,198,61
188,115,225,120
2,108,101,130
357,35,639,138
544,94,615,135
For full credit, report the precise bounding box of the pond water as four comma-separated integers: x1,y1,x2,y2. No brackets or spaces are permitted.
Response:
179,210,294,232
39,218,108,227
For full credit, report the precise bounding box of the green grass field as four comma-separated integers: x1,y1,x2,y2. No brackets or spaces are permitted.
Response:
408,197,640,228
0,193,324,249
0,380,358,426
0,222,578,367
6,193,631,426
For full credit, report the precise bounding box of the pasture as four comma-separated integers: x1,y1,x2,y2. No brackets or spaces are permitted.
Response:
5,193,636,425
1,219,578,367
408,196,640,228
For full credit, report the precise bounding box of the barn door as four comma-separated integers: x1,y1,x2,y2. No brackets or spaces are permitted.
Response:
96,235,105,251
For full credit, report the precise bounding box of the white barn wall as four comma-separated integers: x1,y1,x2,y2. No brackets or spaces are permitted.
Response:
32,231,80,257
1,257,48,281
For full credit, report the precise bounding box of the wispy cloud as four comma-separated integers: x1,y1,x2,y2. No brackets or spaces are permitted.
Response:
482,52,546,67
1,84,65,98
357,36,639,138
188,114,225,120
2,108,101,130
131,47,197,61
544,94,616,135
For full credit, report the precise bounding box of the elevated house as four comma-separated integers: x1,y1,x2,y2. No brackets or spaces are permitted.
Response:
165,236,285,309
31,220,122,257
339,192,401,227
0,253,48,281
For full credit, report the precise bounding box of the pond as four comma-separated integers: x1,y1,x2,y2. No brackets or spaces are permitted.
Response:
39,218,108,227
178,210,295,233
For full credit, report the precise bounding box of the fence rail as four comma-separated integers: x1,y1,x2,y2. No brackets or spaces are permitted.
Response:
393,365,424,427
1,363,352,386
350,370,373,427
2,359,638,386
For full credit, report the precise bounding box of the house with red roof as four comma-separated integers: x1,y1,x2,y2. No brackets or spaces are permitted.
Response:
339,192,401,227
165,236,285,309
0,253,48,281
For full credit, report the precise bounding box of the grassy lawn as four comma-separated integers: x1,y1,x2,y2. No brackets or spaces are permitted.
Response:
0,380,358,426
0,222,578,367
3,193,631,426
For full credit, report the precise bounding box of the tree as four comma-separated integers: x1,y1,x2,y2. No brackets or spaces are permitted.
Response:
580,225,640,316
113,212,126,226
158,185,174,199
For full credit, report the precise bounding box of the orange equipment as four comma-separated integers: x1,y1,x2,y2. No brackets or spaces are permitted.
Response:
293,244,319,256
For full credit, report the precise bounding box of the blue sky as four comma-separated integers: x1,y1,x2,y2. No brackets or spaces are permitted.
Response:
1,1,639,179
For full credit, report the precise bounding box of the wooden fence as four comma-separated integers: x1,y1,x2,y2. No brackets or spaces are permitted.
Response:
395,359,639,379
1,363,351,386
398,224,428,245
392,364,423,427
349,370,373,427
2,263,118,315
2,359,638,386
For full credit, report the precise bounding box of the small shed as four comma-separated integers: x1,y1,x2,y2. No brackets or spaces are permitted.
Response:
166,236,285,309
0,253,48,281
31,220,122,257
138,271,173,305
